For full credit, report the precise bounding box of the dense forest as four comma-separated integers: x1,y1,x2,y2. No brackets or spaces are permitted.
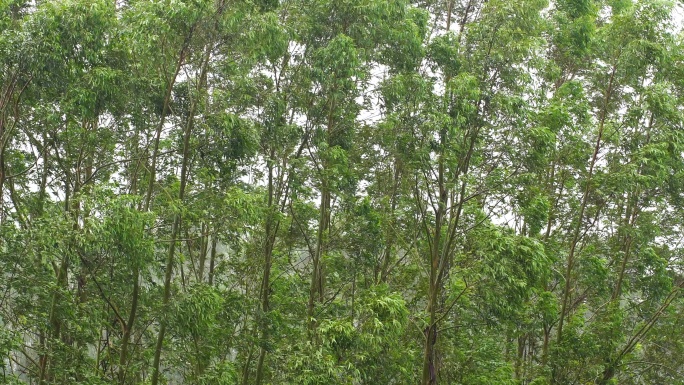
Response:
1,0,684,384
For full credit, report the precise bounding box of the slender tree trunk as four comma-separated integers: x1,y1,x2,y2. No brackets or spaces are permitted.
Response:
150,44,207,385
197,222,208,282
420,4,455,383
379,162,400,284
144,48,186,212
421,157,446,385
149,131,189,385
121,39,187,385
542,325,550,365
0,135,5,224
117,268,139,384
515,334,526,380
255,162,277,385
308,179,329,335
241,347,254,385
40,256,68,385
308,100,335,337
553,65,616,385
208,234,218,286
556,65,615,344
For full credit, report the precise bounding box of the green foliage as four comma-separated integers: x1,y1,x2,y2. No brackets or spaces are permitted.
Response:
1,1,684,384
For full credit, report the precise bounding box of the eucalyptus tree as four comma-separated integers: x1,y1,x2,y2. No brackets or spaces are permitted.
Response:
380,0,552,383
125,1,269,383
0,1,131,383
578,3,683,383
256,1,425,383
459,2,684,385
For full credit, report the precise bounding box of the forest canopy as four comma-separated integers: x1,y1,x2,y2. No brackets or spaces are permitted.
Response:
1,0,684,384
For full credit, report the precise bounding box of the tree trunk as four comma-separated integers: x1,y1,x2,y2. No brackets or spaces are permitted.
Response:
150,44,205,385
255,162,277,385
